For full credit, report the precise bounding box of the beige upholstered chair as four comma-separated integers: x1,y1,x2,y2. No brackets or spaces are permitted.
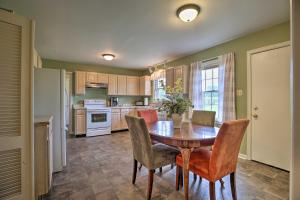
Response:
125,115,179,200
192,110,216,127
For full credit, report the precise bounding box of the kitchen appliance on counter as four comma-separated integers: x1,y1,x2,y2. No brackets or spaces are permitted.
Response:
135,101,144,106
84,99,111,136
34,68,67,172
110,97,119,107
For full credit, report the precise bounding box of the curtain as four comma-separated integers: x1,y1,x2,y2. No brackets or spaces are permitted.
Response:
189,61,203,117
218,52,236,122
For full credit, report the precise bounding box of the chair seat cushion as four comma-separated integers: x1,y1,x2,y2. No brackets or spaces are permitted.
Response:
176,148,211,180
151,143,179,169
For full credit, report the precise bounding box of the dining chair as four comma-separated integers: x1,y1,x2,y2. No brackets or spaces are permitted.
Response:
125,115,179,200
175,119,250,200
191,110,216,126
137,109,159,124
137,109,164,172
191,110,216,181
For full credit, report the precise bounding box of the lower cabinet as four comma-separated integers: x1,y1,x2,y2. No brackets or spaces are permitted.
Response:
34,116,53,199
74,109,86,135
111,111,121,130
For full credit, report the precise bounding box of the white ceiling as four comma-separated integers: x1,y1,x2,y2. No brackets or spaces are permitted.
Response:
0,0,289,69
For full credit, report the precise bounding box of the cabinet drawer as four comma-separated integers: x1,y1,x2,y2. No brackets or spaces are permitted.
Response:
76,109,85,115
121,108,130,113
112,108,120,113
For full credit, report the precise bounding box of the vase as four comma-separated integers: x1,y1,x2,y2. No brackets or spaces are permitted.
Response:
172,113,182,129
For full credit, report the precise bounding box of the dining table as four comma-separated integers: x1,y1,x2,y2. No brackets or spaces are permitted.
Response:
147,120,219,200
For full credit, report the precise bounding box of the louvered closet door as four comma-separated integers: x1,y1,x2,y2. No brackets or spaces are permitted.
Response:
0,11,33,200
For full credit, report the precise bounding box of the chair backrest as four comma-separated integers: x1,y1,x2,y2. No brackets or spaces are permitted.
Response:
137,109,158,124
125,115,153,167
191,110,216,127
209,119,249,181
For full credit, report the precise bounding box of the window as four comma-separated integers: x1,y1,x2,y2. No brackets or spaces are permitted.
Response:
201,67,219,117
153,77,166,101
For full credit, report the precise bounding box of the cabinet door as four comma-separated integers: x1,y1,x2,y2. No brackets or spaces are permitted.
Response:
108,74,118,95
174,66,183,84
139,76,151,96
126,76,139,96
75,114,86,135
166,68,174,89
98,73,109,84
120,110,129,129
111,113,120,130
117,75,127,95
86,72,98,83
75,71,86,95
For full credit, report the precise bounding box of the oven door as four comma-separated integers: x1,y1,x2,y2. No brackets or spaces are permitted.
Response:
87,109,111,129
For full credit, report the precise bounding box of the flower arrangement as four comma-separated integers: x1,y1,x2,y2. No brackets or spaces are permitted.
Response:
159,78,193,119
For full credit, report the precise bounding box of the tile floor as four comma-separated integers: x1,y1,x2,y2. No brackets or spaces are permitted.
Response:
45,131,289,200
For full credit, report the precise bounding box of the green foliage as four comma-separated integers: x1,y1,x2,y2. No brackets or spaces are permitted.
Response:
159,79,193,117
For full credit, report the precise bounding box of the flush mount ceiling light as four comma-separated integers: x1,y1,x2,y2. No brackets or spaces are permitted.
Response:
176,4,201,22
102,54,115,61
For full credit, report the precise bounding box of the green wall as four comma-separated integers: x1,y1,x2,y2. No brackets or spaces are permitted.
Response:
161,22,290,154
42,59,147,105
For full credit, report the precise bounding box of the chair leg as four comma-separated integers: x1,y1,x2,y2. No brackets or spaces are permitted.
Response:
147,169,155,200
230,172,237,200
132,159,137,184
193,173,197,181
159,167,162,173
176,165,180,190
219,178,225,189
171,163,174,169
138,163,143,170
209,182,216,200
199,176,202,182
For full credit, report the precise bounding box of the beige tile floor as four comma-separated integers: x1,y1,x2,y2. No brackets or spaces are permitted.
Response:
45,131,289,200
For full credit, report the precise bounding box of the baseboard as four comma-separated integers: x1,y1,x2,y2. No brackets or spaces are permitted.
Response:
238,153,248,160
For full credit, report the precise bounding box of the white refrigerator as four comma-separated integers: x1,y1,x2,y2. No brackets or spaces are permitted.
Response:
34,68,67,172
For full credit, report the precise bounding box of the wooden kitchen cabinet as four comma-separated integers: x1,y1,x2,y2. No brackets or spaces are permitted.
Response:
117,75,127,95
120,109,130,129
75,71,86,95
166,68,174,89
139,76,151,96
108,74,118,95
111,109,121,131
34,116,53,198
126,76,140,96
86,72,98,83
98,73,109,84
74,109,86,135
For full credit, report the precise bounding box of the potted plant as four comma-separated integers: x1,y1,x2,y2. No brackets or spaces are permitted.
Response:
159,79,193,128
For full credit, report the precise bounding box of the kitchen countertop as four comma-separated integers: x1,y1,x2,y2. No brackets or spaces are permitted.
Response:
34,115,53,125
73,105,86,110
109,105,152,109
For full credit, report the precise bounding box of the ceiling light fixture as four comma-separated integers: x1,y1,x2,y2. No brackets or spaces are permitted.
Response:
176,4,201,22
102,54,115,61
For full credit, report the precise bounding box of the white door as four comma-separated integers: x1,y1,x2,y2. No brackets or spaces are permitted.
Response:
249,43,291,171
0,10,33,200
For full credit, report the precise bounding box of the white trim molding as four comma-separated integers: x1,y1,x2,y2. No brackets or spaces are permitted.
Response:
246,41,290,161
238,154,248,160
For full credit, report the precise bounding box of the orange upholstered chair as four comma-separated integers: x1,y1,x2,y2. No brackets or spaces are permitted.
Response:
137,109,158,124
176,119,249,200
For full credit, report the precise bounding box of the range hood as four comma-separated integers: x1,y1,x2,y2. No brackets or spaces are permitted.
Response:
86,82,108,88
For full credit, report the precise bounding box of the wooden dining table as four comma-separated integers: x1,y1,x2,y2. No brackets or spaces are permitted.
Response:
147,120,219,200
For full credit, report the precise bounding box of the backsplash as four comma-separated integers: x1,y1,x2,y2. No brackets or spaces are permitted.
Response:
73,87,143,106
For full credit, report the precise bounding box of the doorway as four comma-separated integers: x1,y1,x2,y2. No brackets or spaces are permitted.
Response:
247,42,291,171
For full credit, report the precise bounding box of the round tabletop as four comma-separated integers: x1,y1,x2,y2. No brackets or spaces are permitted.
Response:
147,120,219,148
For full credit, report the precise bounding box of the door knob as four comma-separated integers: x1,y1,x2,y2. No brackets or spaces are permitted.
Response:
254,106,258,111
252,114,258,119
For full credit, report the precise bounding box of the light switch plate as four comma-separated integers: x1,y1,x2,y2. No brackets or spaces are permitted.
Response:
237,89,243,96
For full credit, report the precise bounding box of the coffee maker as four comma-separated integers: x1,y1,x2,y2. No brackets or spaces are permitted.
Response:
110,97,119,107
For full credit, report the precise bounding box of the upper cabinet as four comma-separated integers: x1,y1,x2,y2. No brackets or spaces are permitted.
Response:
117,75,127,95
98,73,108,84
86,72,98,83
139,76,151,96
75,71,86,95
108,74,118,95
166,66,183,89
127,76,139,96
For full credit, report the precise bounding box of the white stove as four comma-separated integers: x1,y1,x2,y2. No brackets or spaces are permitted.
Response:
84,99,111,136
